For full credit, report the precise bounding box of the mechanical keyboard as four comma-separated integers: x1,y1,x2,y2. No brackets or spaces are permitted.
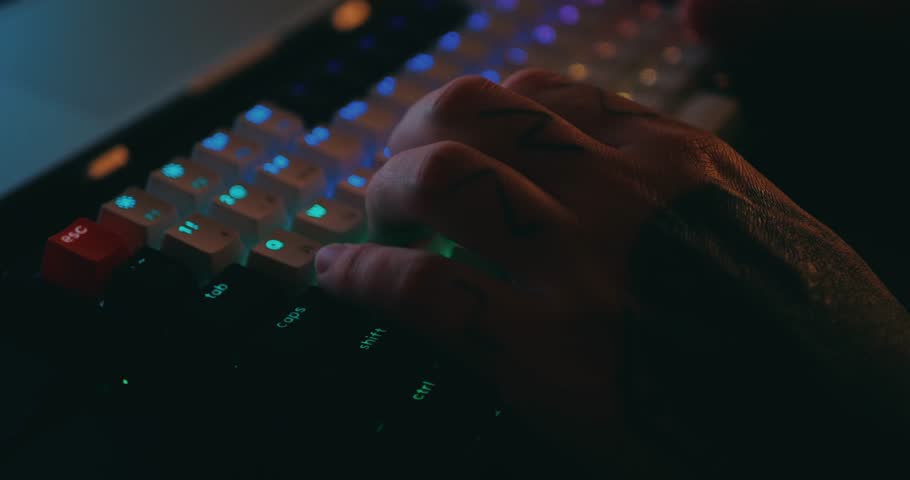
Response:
1,0,738,477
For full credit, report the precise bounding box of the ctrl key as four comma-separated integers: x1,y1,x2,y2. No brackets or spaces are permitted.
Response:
40,218,130,298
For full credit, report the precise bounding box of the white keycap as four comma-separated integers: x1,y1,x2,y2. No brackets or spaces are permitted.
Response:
98,187,179,252
191,130,265,183
161,214,244,282
293,198,366,244
247,229,321,292
334,99,400,148
292,127,366,181
254,153,327,213
209,183,287,245
333,169,374,210
233,102,304,153
146,159,223,216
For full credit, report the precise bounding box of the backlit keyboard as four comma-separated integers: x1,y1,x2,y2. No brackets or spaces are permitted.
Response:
3,1,737,477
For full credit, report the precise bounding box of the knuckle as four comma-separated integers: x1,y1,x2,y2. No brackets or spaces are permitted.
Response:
430,75,497,120
336,243,380,291
412,141,470,199
503,68,569,92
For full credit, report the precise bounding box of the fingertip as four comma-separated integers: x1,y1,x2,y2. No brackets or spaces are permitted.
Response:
315,243,347,275
502,68,571,93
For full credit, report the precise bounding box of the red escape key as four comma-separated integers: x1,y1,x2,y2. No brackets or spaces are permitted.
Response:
40,218,130,298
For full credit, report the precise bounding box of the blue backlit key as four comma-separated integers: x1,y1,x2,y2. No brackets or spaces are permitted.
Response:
378,76,432,111
247,229,321,292
147,159,223,217
233,102,304,153
293,198,365,244
191,130,265,183
98,187,179,253
334,169,374,210
161,214,244,282
209,184,287,245
293,128,367,181
254,153,327,213
334,99,400,148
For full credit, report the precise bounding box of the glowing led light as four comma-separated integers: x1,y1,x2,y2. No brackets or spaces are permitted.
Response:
114,195,137,210
339,100,368,121
306,204,328,219
467,11,490,31
304,126,331,146
438,31,461,52
162,163,185,179
122,378,129,385
272,155,290,169
534,25,556,45
383,146,392,158
568,63,589,81
332,0,371,32
202,132,229,151
481,69,501,83
347,175,367,188
495,0,517,11
179,220,200,235
144,209,161,222
617,91,633,100
229,185,248,199
191,177,208,190
219,194,236,206
406,53,434,73
245,104,272,125
559,5,580,25
376,76,396,97
263,164,280,174
266,239,285,251
639,68,658,86
663,46,682,65
506,47,527,65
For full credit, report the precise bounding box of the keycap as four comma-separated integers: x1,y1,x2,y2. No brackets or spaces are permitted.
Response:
160,214,244,282
247,230,321,292
40,218,130,298
98,187,179,253
293,198,366,244
209,183,287,245
293,127,367,181
191,130,265,183
254,153,327,212
418,56,465,87
147,159,223,217
233,102,304,153
373,147,392,169
334,169,374,210
335,99,400,148
383,76,432,109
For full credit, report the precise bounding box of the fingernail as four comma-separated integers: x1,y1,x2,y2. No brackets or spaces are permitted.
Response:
316,244,346,274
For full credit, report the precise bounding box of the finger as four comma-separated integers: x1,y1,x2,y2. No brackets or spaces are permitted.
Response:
387,75,616,194
367,140,574,276
502,68,675,147
315,243,542,367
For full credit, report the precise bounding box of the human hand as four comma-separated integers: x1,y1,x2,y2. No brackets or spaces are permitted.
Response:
314,69,910,474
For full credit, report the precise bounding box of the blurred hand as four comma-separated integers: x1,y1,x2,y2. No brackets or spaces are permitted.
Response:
314,69,909,473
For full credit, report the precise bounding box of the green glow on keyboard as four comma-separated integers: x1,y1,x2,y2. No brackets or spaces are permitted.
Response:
306,204,328,219
121,378,129,385
229,185,248,200
115,195,136,210
162,163,185,179
178,220,200,235
144,209,161,222
191,177,208,190
219,194,236,206
266,239,284,251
